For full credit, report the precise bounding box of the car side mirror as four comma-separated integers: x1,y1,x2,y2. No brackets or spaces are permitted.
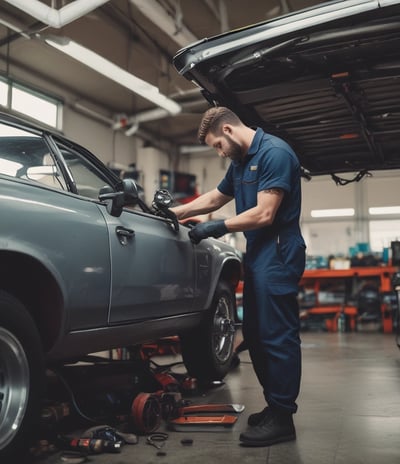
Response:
152,189,179,232
99,178,139,217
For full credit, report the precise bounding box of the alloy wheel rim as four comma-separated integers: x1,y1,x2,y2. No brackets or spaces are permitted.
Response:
0,327,29,449
213,296,235,363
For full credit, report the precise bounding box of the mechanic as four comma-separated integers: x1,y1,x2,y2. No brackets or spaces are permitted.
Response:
171,106,306,447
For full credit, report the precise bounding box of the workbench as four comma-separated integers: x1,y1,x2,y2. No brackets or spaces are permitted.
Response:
299,266,398,333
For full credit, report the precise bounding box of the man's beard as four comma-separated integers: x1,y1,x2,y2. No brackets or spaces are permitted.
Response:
224,134,244,162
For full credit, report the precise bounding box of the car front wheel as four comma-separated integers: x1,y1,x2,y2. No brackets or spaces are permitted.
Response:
180,281,236,383
0,291,45,462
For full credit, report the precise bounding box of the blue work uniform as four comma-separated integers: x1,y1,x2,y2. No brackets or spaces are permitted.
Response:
218,128,306,414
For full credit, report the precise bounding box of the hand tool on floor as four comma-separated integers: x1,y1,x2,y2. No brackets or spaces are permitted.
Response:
81,424,138,445
146,432,168,450
66,437,122,454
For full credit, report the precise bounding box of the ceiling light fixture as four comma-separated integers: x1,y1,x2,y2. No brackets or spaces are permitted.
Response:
44,36,181,115
311,208,355,218
369,206,400,215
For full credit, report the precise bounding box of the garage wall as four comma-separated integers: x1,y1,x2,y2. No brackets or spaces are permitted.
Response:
301,177,357,217
365,175,400,208
301,171,400,256
136,145,171,204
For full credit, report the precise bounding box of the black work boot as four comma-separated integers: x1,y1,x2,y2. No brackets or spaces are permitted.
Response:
240,410,296,447
247,406,271,426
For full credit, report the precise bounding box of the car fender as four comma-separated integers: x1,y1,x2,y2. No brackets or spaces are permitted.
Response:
192,237,242,311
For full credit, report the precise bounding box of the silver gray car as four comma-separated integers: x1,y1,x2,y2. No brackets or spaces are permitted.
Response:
0,112,242,461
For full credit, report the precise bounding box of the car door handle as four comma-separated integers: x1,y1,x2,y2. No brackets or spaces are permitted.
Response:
115,226,135,245
116,226,135,237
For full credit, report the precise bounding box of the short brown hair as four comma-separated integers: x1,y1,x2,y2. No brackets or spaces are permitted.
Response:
197,106,242,144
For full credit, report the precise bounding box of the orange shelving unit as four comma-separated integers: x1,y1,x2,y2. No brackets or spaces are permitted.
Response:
299,266,398,333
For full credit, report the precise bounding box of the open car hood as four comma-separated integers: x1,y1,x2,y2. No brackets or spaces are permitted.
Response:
173,0,400,182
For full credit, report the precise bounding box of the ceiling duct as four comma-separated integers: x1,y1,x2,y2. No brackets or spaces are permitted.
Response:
3,0,110,28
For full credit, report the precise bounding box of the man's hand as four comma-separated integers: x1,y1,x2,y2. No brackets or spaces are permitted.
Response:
188,220,228,244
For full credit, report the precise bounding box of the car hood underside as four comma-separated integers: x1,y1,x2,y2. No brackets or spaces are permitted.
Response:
174,1,400,181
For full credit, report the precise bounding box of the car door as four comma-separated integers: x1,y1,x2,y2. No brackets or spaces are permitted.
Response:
103,208,196,323
53,139,196,324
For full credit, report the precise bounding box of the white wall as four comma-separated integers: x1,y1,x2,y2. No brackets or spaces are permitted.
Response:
63,109,128,165
136,145,171,204
365,175,400,209
301,171,400,256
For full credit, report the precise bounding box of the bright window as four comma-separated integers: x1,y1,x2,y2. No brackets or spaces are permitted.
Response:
0,78,61,129
12,85,59,128
369,220,400,252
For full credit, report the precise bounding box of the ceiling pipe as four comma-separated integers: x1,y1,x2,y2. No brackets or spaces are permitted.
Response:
114,108,171,133
3,0,110,29
43,35,181,115
114,93,207,136
0,15,30,38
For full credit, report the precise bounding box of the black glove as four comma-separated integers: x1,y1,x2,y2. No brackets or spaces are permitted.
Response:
188,220,228,244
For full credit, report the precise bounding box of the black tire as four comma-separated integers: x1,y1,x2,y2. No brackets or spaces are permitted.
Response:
0,291,45,462
180,281,236,383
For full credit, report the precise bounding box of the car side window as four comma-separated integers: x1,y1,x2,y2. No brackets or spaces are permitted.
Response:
0,122,67,190
55,141,114,199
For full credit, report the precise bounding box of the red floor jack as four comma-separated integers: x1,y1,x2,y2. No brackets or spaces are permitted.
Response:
131,390,244,433
130,340,246,433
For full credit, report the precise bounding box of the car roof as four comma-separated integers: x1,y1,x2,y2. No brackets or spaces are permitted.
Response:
173,0,400,181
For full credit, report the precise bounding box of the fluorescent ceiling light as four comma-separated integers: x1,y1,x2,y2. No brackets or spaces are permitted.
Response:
369,206,400,215
311,208,355,218
45,36,181,115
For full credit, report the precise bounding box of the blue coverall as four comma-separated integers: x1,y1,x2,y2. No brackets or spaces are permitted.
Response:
218,128,306,414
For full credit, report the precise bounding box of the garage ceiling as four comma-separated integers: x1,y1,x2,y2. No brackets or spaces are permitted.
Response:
0,0,323,154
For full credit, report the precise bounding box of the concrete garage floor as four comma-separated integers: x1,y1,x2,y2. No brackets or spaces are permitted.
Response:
34,331,400,464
